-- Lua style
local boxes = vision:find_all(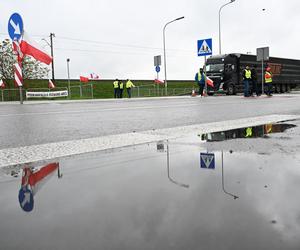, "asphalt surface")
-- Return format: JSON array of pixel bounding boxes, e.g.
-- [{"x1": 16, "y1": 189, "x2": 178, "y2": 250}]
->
[{"x1": 0, "y1": 94, "x2": 300, "y2": 149}]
